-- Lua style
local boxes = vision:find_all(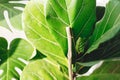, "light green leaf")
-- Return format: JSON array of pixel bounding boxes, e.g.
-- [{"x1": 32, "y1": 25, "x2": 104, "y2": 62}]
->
[
  {"x1": 0, "y1": 0, "x2": 27, "y2": 30},
  {"x1": 20, "y1": 58, "x2": 68, "y2": 80},
  {"x1": 0, "y1": 37, "x2": 34, "y2": 80},
  {"x1": 87, "y1": 0, "x2": 120, "y2": 53},
  {"x1": 76, "y1": 60, "x2": 120, "y2": 80},
  {"x1": 23, "y1": 0, "x2": 68, "y2": 66}
]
